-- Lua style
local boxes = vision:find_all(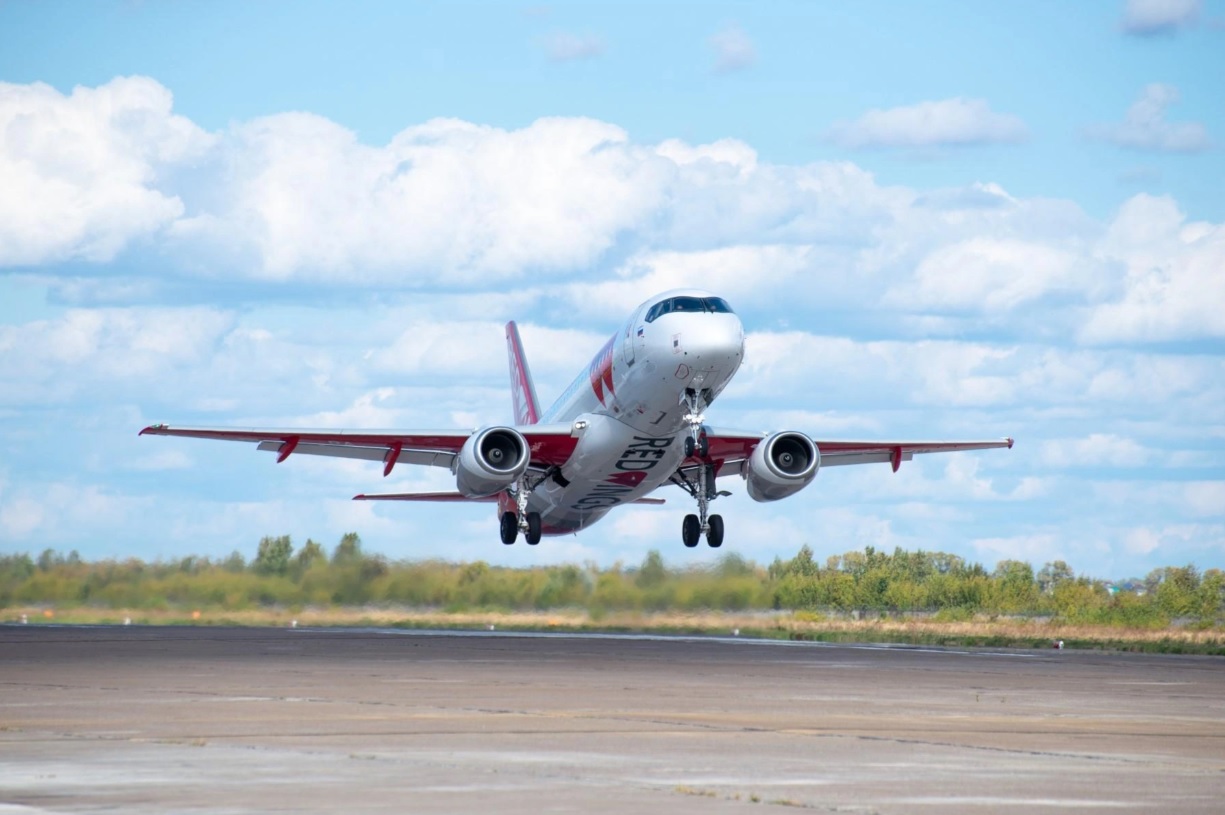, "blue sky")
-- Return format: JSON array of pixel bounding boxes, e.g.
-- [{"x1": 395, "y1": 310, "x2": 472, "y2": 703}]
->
[{"x1": 0, "y1": 0, "x2": 1222, "y2": 578}]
